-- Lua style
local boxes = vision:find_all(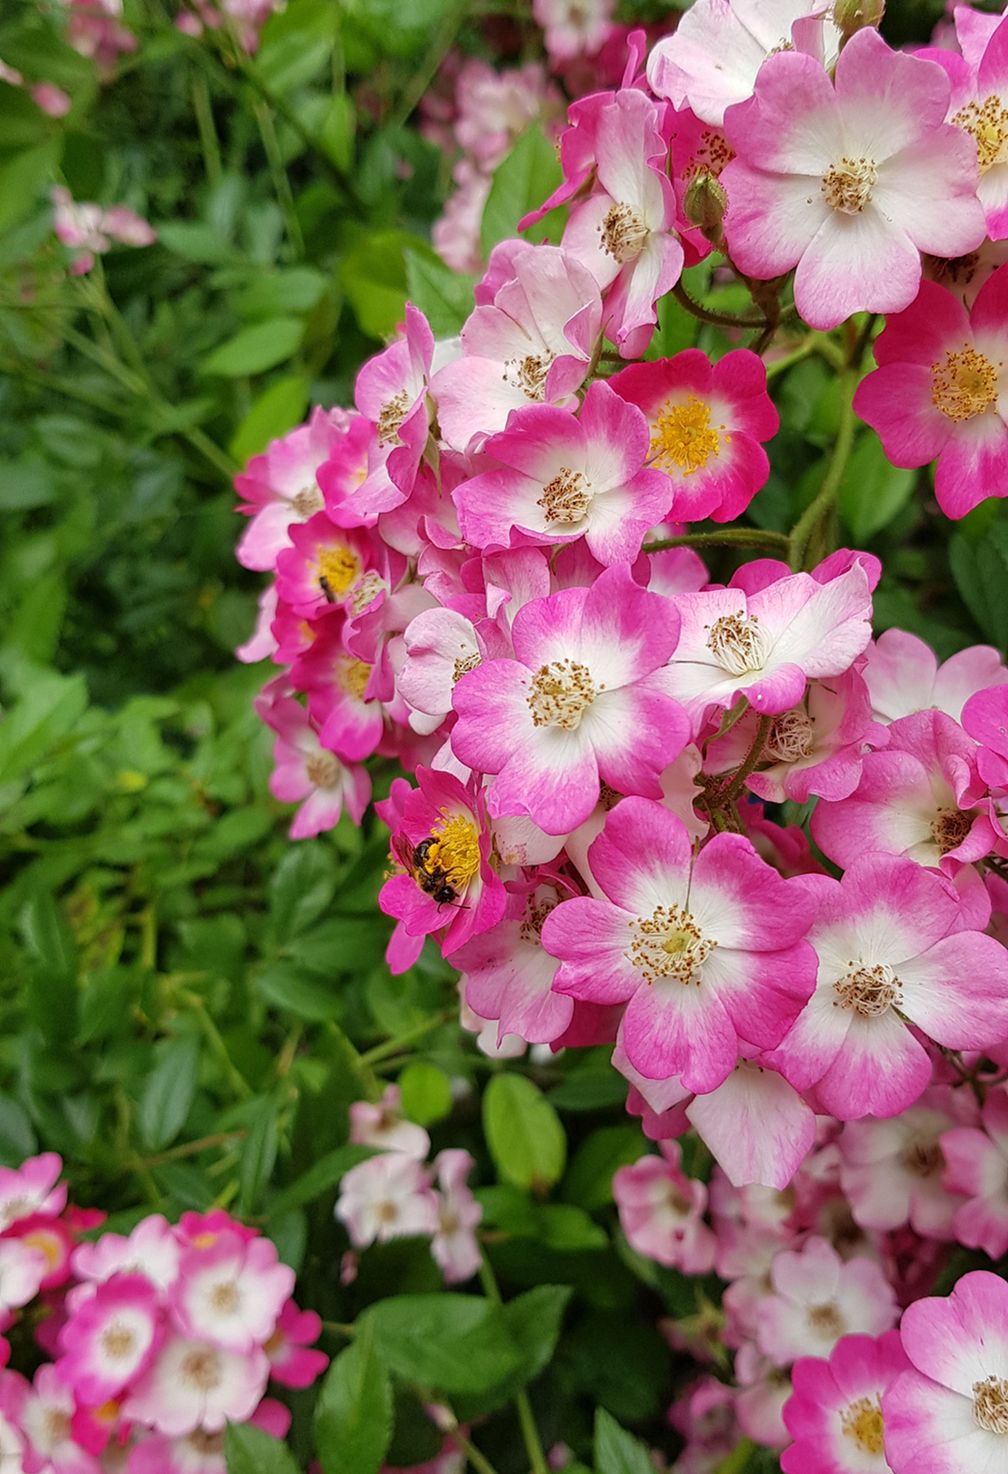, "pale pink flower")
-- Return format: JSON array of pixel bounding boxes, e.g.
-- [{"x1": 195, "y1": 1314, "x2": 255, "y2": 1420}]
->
[
  {"x1": 31, "y1": 84, "x2": 71, "y2": 117},
  {"x1": 349, "y1": 1085, "x2": 430, "y2": 1159},
  {"x1": 20, "y1": 1363, "x2": 100, "y2": 1474},
  {"x1": 769, "y1": 855, "x2": 1008, "y2": 1120},
  {"x1": 450, "y1": 566, "x2": 689, "y2": 836},
  {"x1": 721, "y1": 29, "x2": 986, "y2": 330},
  {"x1": 71, "y1": 1214, "x2": 179, "y2": 1294},
  {"x1": 543, "y1": 798, "x2": 816, "y2": 1092},
  {"x1": 781, "y1": 1330, "x2": 910, "y2": 1474},
  {"x1": 667, "y1": 1376, "x2": 739, "y2": 1474},
  {"x1": 171, "y1": 1233, "x2": 294, "y2": 1353},
  {"x1": 456, "y1": 878, "x2": 573, "y2": 1047},
  {"x1": 533, "y1": 0, "x2": 615, "y2": 62},
  {"x1": 734, "y1": 1344, "x2": 791, "y2": 1449},
  {"x1": 853, "y1": 267, "x2": 1008, "y2": 519},
  {"x1": 235, "y1": 409, "x2": 349, "y2": 572},
  {"x1": 757, "y1": 1237, "x2": 898, "y2": 1368},
  {"x1": 922, "y1": 10, "x2": 1008, "y2": 239},
  {"x1": 863, "y1": 627, "x2": 1008, "y2": 725},
  {"x1": 942, "y1": 1086, "x2": 1008, "y2": 1258},
  {"x1": 0, "y1": 1238, "x2": 47, "y2": 1321},
  {"x1": 963, "y1": 682, "x2": 1008, "y2": 791},
  {"x1": 430, "y1": 1150, "x2": 482, "y2": 1284},
  {"x1": 262, "y1": 695, "x2": 370, "y2": 840},
  {"x1": 335, "y1": 1153, "x2": 439, "y2": 1250},
  {"x1": 235, "y1": 584, "x2": 278, "y2": 665},
  {"x1": 352, "y1": 305, "x2": 435, "y2": 517},
  {"x1": 684, "y1": 1058, "x2": 817, "y2": 1192},
  {"x1": 884, "y1": 1270, "x2": 1008, "y2": 1474},
  {"x1": 613, "y1": 1141, "x2": 716, "y2": 1273},
  {"x1": 123, "y1": 1333, "x2": 269, "y2": 1436}
]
